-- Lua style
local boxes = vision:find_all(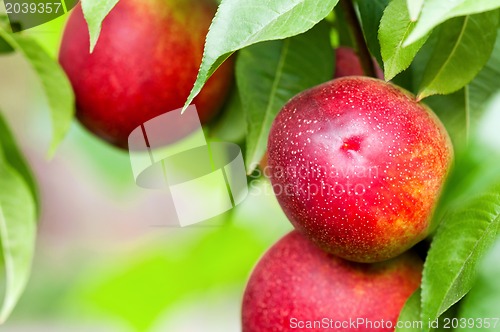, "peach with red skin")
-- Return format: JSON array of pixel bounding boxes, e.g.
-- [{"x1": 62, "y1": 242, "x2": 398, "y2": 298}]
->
[
  {"x1": 59, "y1": 0, "x2": 233, "y2": 149},
  {"x1": 335, "y1": 46, "x2": 384, "y2": 79},
  {"x1": 267, "y1": 77, "x2": 453, "y2": 263},
  {"x1": 242, "y1": 231, "x2": 422, "y2": 332}
]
